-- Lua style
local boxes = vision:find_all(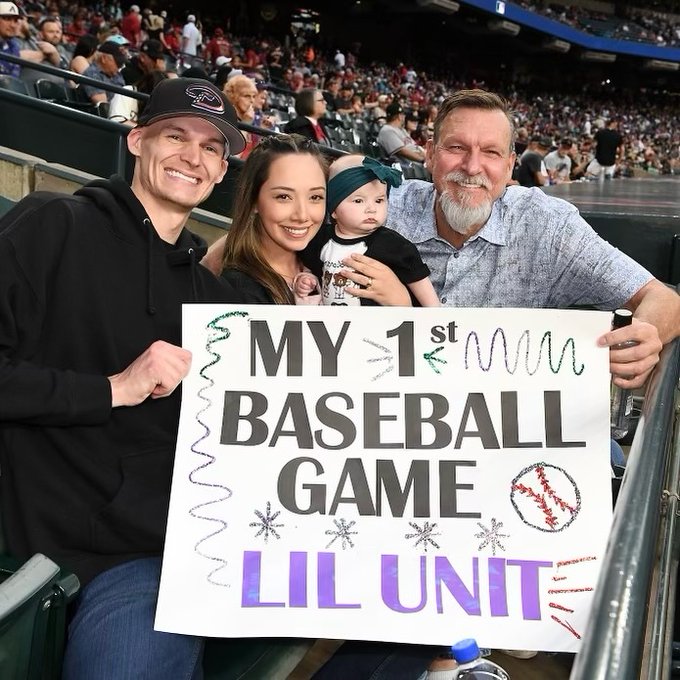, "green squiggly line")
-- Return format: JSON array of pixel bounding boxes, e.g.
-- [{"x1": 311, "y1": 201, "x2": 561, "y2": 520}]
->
[{"x1": 189, "y1": 310, "x2": 249, "y2": 587}]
